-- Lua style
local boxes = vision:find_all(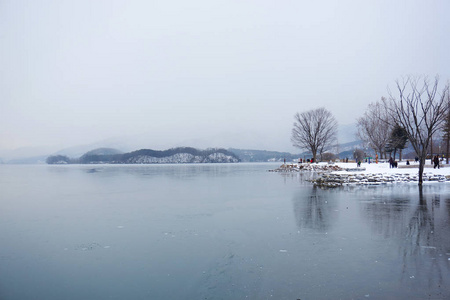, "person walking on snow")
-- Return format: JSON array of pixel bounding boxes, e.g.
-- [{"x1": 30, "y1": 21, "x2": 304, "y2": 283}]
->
[{"x1": 434, "y1": 155, "x2": 440, "y2": 169}]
